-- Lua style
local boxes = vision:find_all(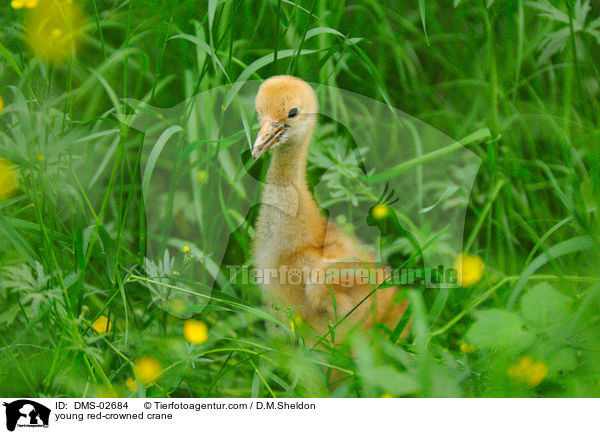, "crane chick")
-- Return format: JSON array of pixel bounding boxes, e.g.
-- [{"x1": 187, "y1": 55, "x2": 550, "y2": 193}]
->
[{"x1": 251, "y1": 75, "x2": 408, "y2": 343}]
